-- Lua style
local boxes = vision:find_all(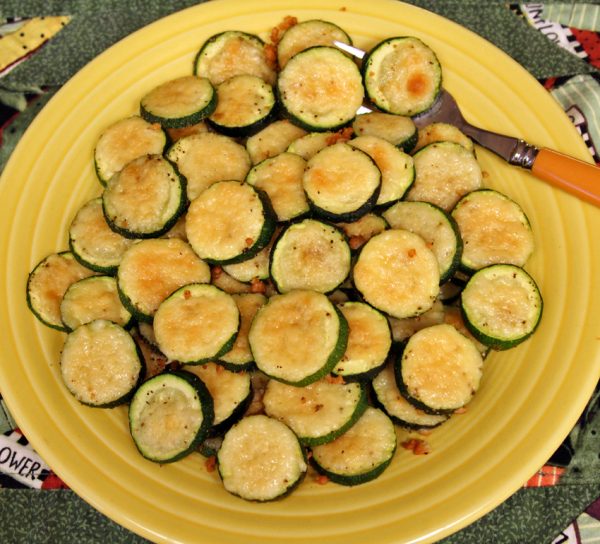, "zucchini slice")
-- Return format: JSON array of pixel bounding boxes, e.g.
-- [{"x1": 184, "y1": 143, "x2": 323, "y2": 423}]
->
[
  {"x1": 69, "y1": 197, "x2": 135, "y2": 274},
  {"x1": 406, "y1": 141, "x2": 482, "y2": 211},
  {"x1": 382, "y1": 200, "x2": 462, "y2": 283},
  {"x1": 94, "y1": 115, "x2": 166, "y2": 186},
  {"x1": 208, "y1": 75, "x2": 276, "y2": 137},
  {"x1": 166, "y1": 132, "x2": 251, "y2": 201},
  {"x1": 60, "y1": 319, "x2": 143, "y2": 407},
  {"x1": 362, "y1": 36, "x2": 442, "y2": 116},
  {"x1": 184, "y1": 362, "x2": 252, "y2": 435},
  {"x1": 194, "y1": 30, "x2": 276, "y2": 86},
  {"x1": 26, "y1": 251, "x2": 96, "y2": 331},
  {"x1": 413, "y1": 122, "x2": 474, "y2": 153},
  {"x1": 166, "y1": 120, "x2": 210, "y2": 143},
  {"x1": 117, "y1": 238, "x2": 211, "y2": 322},
  {"x1": 287, "y1": 131, "x2": 334, "y2": 160},
  {"x1": 460, "y1": 264, "x2": 543, "y2": 350},
  {"x1": 210, "y1": 267, "x2": 253, "y2": 295},
  {"x1": 60, "y1": 275, "x2": 132, "y2": 331},
  {"x1": 153, "y1": 283, "x2": 239, "y2": 364},
  {"x1": 185, "y1": 181, "x2": 276, "y2": 265},
  {"x1": 443, "y1": 305, "x2": 489, "y2": 358},
  {"x1": 246, "y1": 119, "x2": 307, "y2": 165},
  {"x1": 387, "y1": 297, "x2": 445, "y2": 343},
  {"x1": 353, "y1": 230, "x2": 440, "y2": 319},
  {"x1": 335, "y1": 213, "x2": 388, "y2": 251},
  {"x1": 352, "y1": 112, "x2": 417, "y2": 153},
  {"x1": 269, "y1": 219, "x2": 351, "y2": 294},
  {"x1": 140, "y1": 75, "x2": 216, "y2": 129},
  {"x1": 348, "y1": 135, "x2": 414, "y2": 208},
  {"x1": 277, "y1": 46, "x2": 364, "y2": 132},
  {"x1": 311, "y1": 406, "x2": 396, "y2": 486},
  {"x1": 451, "y1": 189, "x2": 534, "y2": 273},
  {"x1": 222, "y1": 234, "x2": 273, "y2": 284},
  {"x1": 276, "y1": 19, "x2": 352, "y2": 69},
  {"x1": 245, "y1": 152, "x2": 309, "y2": 222},
  {"x1": 129, "y1": 370, "x2": 214, "y2": 463},
  {"x1": 395, "y1": 323, "x2": 484, "y2": 414},
  {"x1": 248, "y1": 290, "x2": 348, "y2": 386},
  {"x1": 217, "y1": 414, "x2": 307, "y2": 502},
  {"x1": 371, "y1": 362, "x2": 449, "y2": 429},
  {"x1": 263, "y1": 378, "x2": 367, "y2": 446},
  {"x1": 102, "y1": 154, "x2": 187, "y2": 239},
  {"x1": 303, "y1": 143, "x2": 381, "y2": 222},
  {"x1": 333, "y1": 302, "x2": 392, "y2": 380},
  {"x1": 219, "y1": 293, "x2": 267, "y2": 371}
]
